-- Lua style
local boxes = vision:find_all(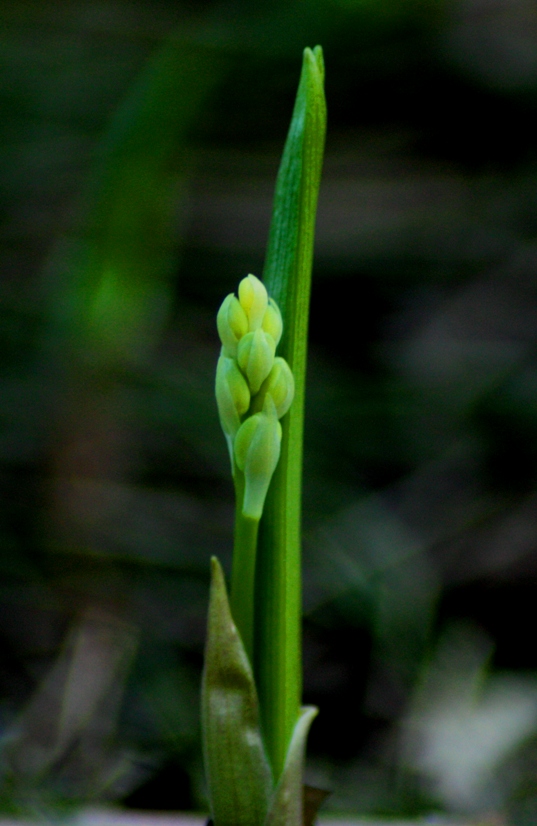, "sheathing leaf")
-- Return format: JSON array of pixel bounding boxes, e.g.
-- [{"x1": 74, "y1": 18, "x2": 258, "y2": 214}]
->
[
  {"x1": 202, "y1": 558, "x2": 273, "y2": 826},
  {"x1": 264, "y1": 706, "x2": 318, "y2": 826}
]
